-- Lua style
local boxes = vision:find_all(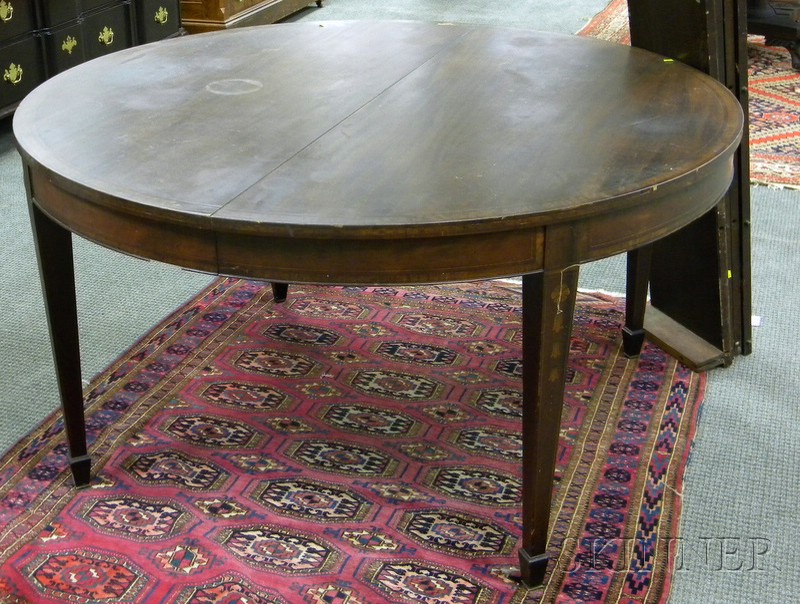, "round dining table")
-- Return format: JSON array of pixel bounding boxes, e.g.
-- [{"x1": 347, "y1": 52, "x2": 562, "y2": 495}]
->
[{"x1": 12, "y1": 20, "x2": 742, "y2": 586}]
